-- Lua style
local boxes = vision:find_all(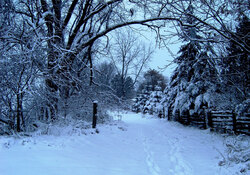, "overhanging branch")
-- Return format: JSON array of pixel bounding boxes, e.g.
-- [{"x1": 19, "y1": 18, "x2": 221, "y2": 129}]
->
[{"x1": 82, "y1": 17, "x2": 195, "y2": 48}]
